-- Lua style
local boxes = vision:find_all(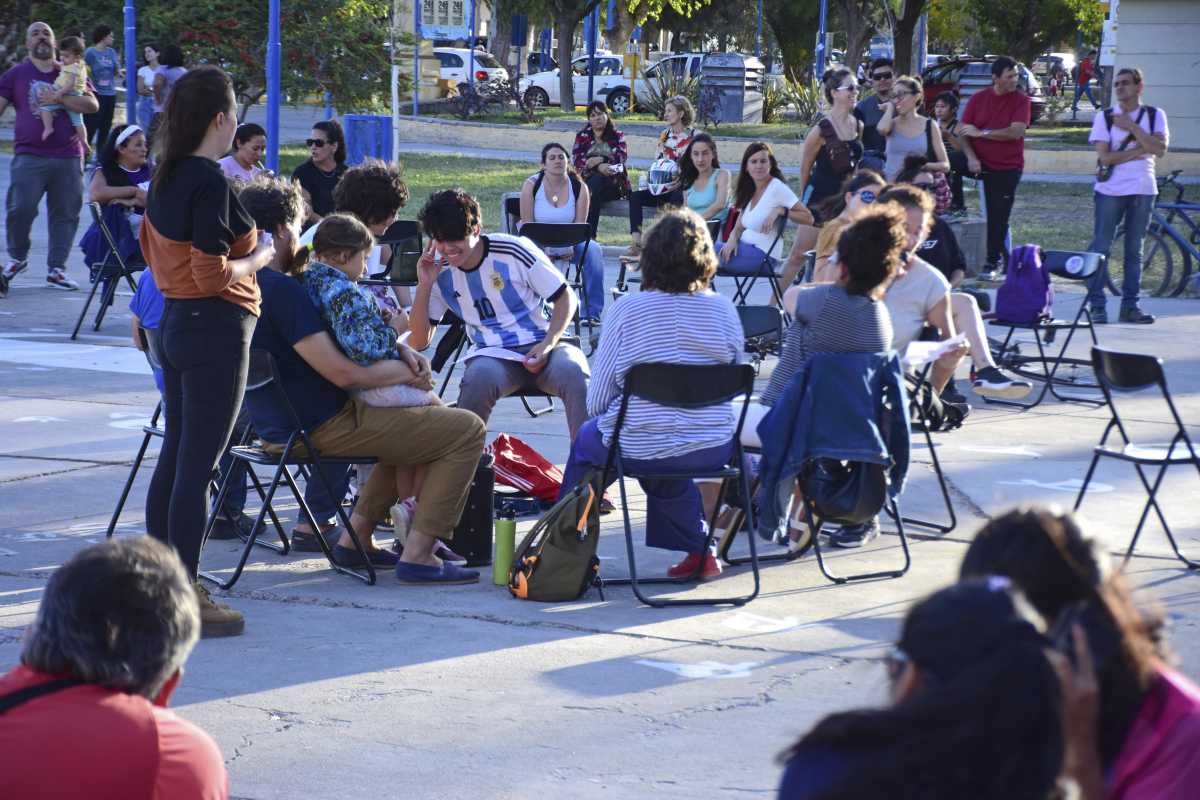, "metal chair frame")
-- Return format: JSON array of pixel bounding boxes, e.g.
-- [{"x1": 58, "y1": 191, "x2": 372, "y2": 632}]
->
[
  {"x1": 73, "y1": 202, "x2": 146, "y2": 339},
  {"x1": 717, "y1": 215, "x2": 789, "y2": 309},
  {"x1": 601, "y1": 363, "x2": 761, "y2": 607},
  {"x1": 358, "y1": 219, "x2": 422, "y2": 288},
  {"x1": 1074, "y1": 347, "x2": 1200, "y2": 568}
]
